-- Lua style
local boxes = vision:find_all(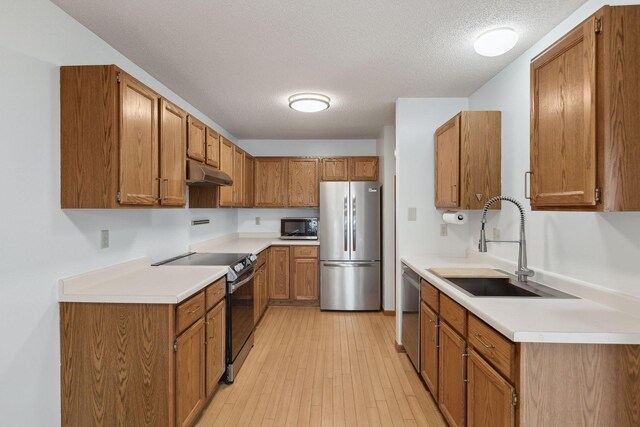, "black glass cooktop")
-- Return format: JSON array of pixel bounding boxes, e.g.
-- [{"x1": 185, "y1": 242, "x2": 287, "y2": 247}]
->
[{"x1": 153, "y1": 252, "x2": 250, "y2": 267}]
